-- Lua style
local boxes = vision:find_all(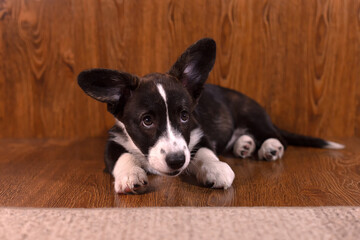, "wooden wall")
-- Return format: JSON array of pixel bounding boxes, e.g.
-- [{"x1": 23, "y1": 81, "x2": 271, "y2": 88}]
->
[{"x1": 0, "y1": 0, "x2": 359, "y2": 138}]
